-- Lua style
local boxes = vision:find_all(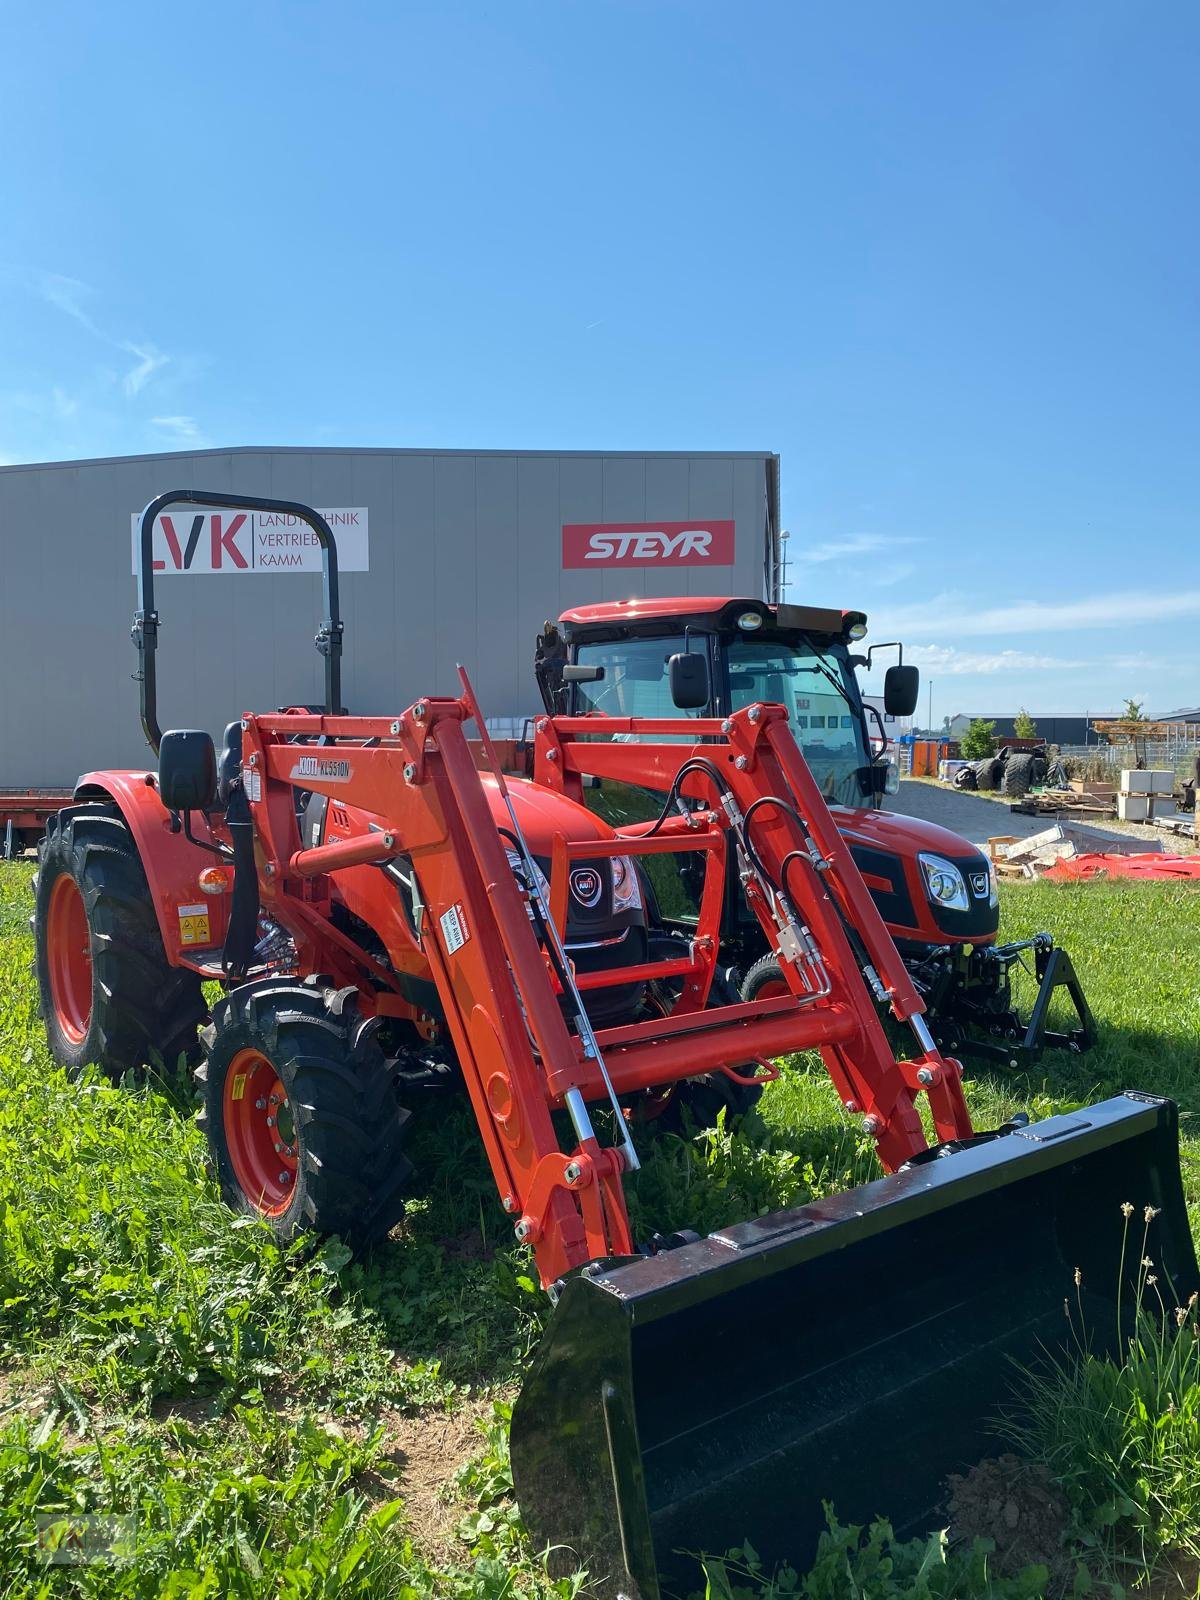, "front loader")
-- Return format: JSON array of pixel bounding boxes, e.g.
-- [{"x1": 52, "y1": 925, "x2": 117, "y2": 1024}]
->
[{"x1": 34, "y1": 493, "x2": 1196, "y2": 1599}]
